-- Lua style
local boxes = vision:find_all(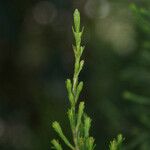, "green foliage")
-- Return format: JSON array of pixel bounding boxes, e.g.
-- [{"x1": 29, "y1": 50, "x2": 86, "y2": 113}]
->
[
  {"x1": 51, "y1": 9, "x2": 124, "y2": 150},
  {"x1": 51, "y1": 9, "x2": 95, "y2": 150},
  {"x1": 51, "y1": 140, "x2": 63, "y2": 150},
  {"x1": 124, "y1": 91, "x2": 150, "y2": 105},
  {"x1": 52, "y1": 121, "x2": 74, "y2": 149},
  {"x1": 109, "y1": 134, "x2": 124, "y2": 150},
  {"x1": 122, "y1": 2, "x2": 150, "y2": 150}
]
